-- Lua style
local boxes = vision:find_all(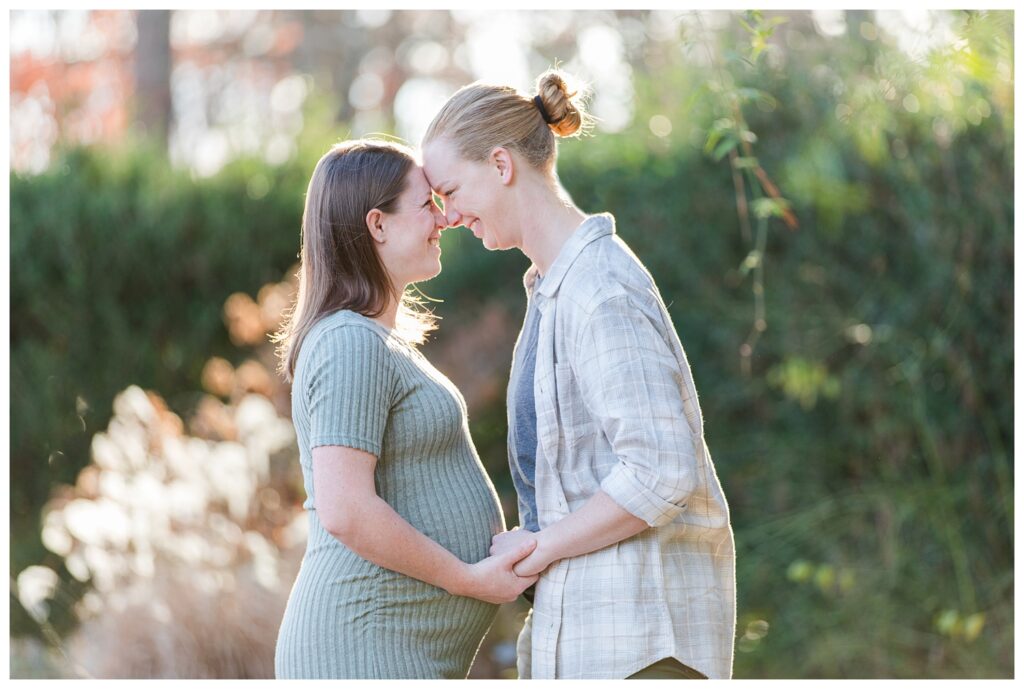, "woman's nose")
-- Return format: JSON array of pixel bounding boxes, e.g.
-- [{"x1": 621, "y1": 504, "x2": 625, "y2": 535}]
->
[{"x1": 444, "y1": 205, "x2": 462, "y2": 227}]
